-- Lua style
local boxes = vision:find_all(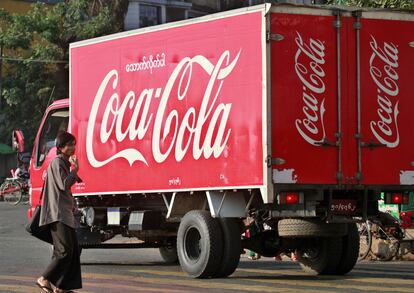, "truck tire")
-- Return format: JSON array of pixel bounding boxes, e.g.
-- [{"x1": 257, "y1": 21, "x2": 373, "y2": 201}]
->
[
  {"x1": 297, "y1": 236, "x2": 343, "y2": 275},
  {"x1": 177, "y1": 210, "x2": 223, "y2": 278},
  {"x1": 214, "y1": 218, "x2": 241, "y2": 278},
  {"x1": 334, "y1": 223, "x2": 359, "y2": 275},
  {"x1": 159, "y1": 239, "x2": 179, "y2": 264},
  {"x1": 278, "y1": 219, "x2": 347, "y2": 237}
]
